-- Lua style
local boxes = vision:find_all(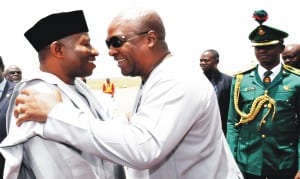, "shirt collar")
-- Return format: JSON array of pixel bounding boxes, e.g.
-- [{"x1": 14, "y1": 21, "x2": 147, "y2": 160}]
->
[{"x1": 258, "y1": 63, "x2": 281, "y2": 81}]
